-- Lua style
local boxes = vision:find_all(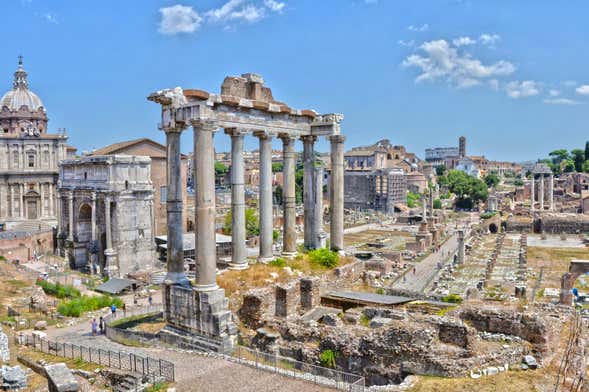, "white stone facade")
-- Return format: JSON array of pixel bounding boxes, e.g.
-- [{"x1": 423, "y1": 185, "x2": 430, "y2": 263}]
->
[
  {"x1": 0, "y1": 58, "x2": 69, "y2": 230},
  {"x1": 58, "y1": 155, "x2": 155, "y2": 277}
]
